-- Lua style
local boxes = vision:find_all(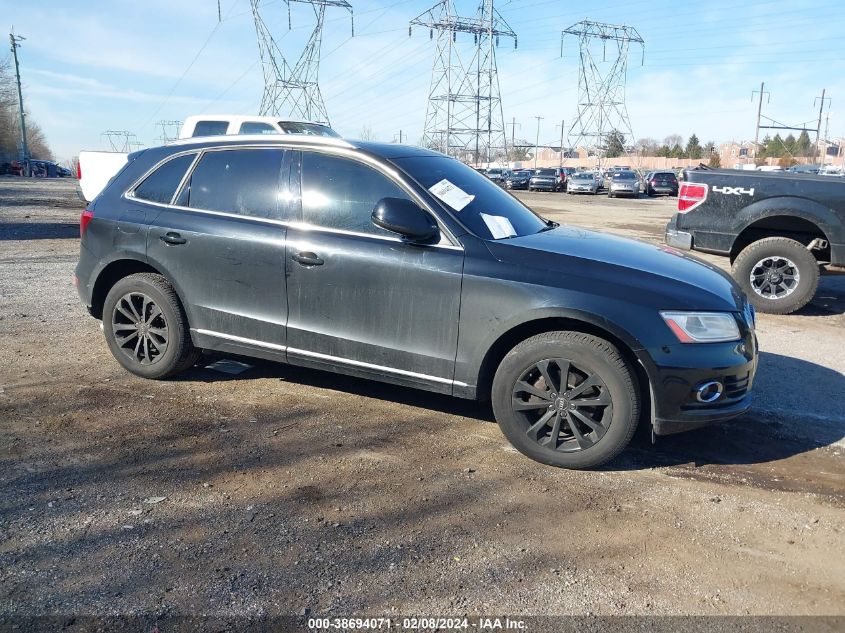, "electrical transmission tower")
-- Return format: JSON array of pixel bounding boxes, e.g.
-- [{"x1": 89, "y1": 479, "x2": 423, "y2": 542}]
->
[
  {"x1": 410, "y1": 1, "x2": 516, "y2": 165},
  {"x1": 250, "y1": 0, "x2": 353, "y2": 126},
  {"x1": 101, "y1": 130, "x2": 140, "y2": 153},
  {"x1": 561, "y1": 21, "x2": 643, "y2": 163},
  {"x1": 157, "y1": 120, "x2": 182, "y2": 144}
]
